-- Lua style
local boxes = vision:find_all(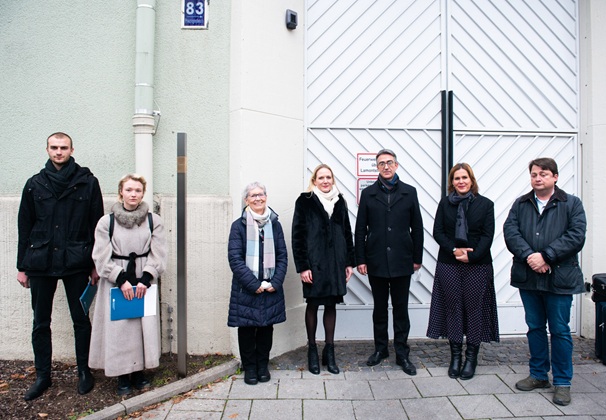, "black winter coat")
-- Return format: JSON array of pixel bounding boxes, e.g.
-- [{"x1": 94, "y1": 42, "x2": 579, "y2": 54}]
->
[
  {"x1": 503, "y1": 186, "x2": 586, "y2": 294},
  {"x1": 17, "y1": 162, "x2": 104, "y2": 277},
  {"x1": 433, "y1": 194, "x2": 494, "y2": 265},
  {"x1": 292, "y1": 193, "x2": 355, "y2": 298},
  {"x1": 227, "y1": 209, "x2": 288, "y2": 327},
  {"x1": 354, "y1": 180, "x2": 424, "y2": 277}
]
